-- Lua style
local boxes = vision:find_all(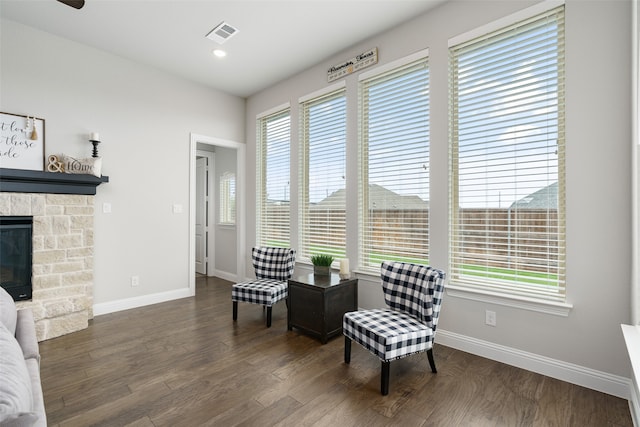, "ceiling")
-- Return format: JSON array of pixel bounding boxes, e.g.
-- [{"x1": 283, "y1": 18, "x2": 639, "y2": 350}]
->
[{"x1": 0, "y1": 0, "x2": 446, "y2": 98}]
